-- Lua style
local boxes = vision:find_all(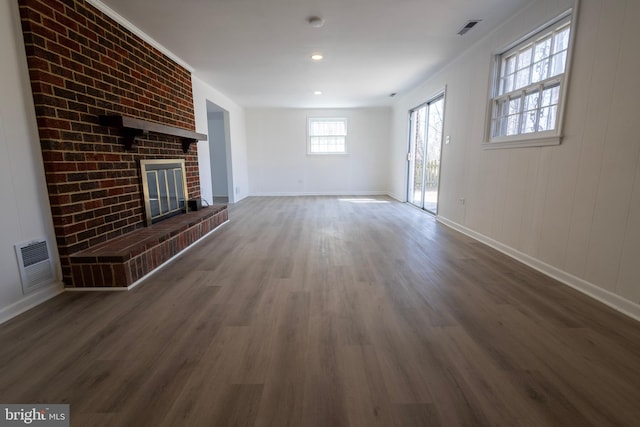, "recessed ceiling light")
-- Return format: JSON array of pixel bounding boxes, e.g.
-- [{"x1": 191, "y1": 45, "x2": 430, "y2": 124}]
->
[
  {"x1": 313, "y1": 90, "x2": 323, "y2": 95},
  {"x1": 311, "y1": 54, "x2": 323, "y2": 61}
]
